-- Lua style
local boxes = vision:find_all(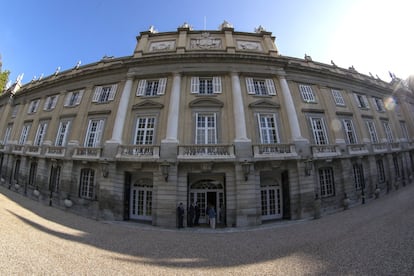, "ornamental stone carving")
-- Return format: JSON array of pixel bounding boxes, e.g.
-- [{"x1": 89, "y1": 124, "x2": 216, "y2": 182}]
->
[
  {"x1": 190, "y1": 32, "x2": 222, "y2": 49},
  {"x1": 237, "y1": 40, "x2": 262, "y2": 51},
  {"x1": 149, "y1": 41, "x2": 175, "y2": 52}
]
